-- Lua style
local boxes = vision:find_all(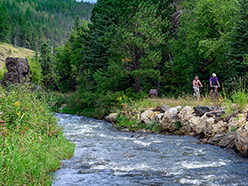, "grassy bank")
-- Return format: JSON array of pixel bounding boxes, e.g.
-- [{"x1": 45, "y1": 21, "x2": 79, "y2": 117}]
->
[{"x1": 0, "y1": 84, "x2": 74, "y2": 185}]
